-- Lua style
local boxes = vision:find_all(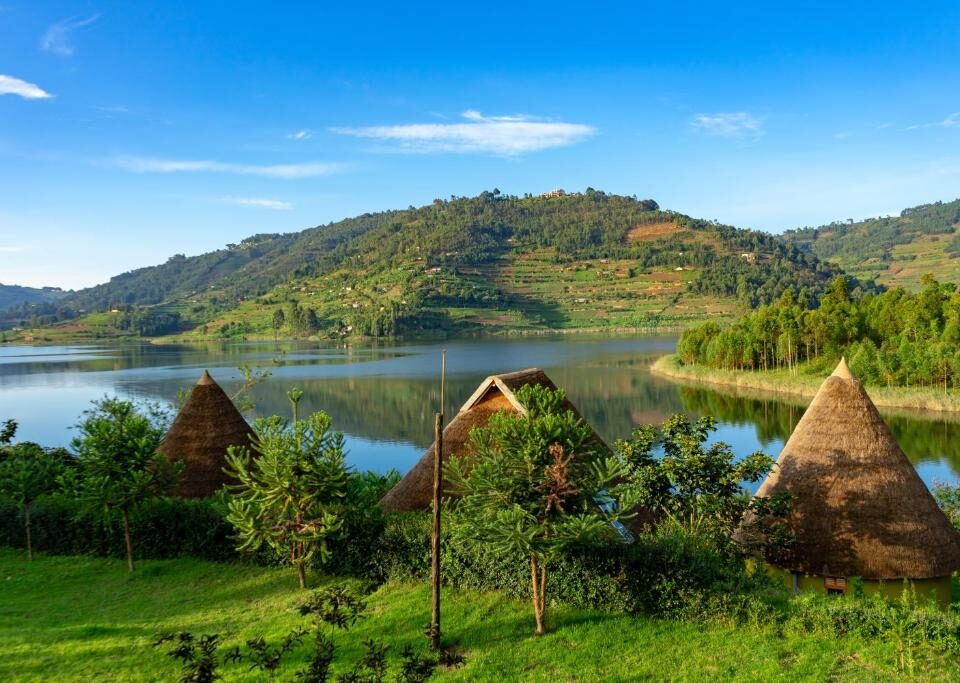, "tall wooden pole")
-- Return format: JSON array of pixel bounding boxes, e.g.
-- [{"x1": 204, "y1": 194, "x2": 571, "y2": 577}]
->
[{"x1": 430, "y1": 350, "x2": 445, "y2": 650}]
